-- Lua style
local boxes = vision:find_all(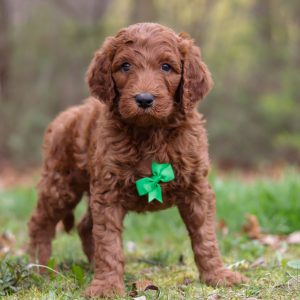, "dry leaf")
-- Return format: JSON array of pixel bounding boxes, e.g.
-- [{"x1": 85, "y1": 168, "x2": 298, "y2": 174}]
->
[
  {"x1": 250, "y1": 257, "x2": 266, "y2": 268},
  {"x1": 207, "y1": 293, "x2": 222, "y2": 300},
  {"x1": 242, "y1": 214, "x2": 261, "y2": 239},
  {"x1": 216, "y1": 219, "x2": 229, "y2": 235},
  {"x1": 133, "y1": 280, "x2": 154, "y2": 291},
  {"x1": 0, "y1": 231, "x2": 16, "y2": 256},
  {"x1": 259, "y1": 234, "x2": 281, "y2": 248},
  {"x1": 133, "y1": 297, "x2": 146, "y2": 300},
  {"x1": 228, "y1": 259, "x2": 249, "y2": 270},
  {"x1": 181, "y1": 277, "x2": 193, "y2": 285},
  {"x1": 287, "y1": 231, "x2": 300, "y2": 244},
  {"x1": 129, "y1": 280, "x2": 160, "y2": 298},
  {"x1": 242, "y1": 215, "x2": 286, "y2": 249},
  {"x1": 127, "y1": 241, "x2": 137, "y2": 252}
]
